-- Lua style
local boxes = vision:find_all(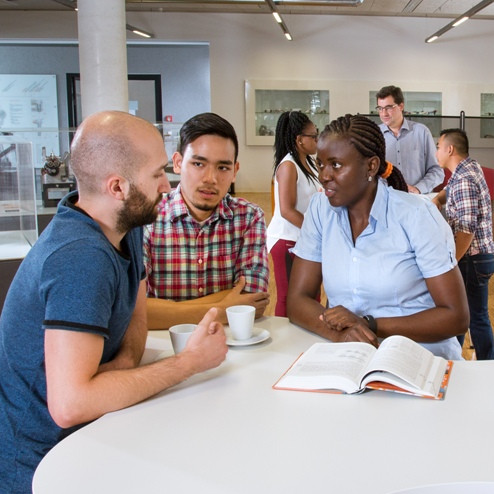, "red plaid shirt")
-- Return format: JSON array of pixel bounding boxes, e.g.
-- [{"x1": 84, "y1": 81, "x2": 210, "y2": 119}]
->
[{"x1": 144, "y1": 186, "x2": 269, "y2": 301}]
